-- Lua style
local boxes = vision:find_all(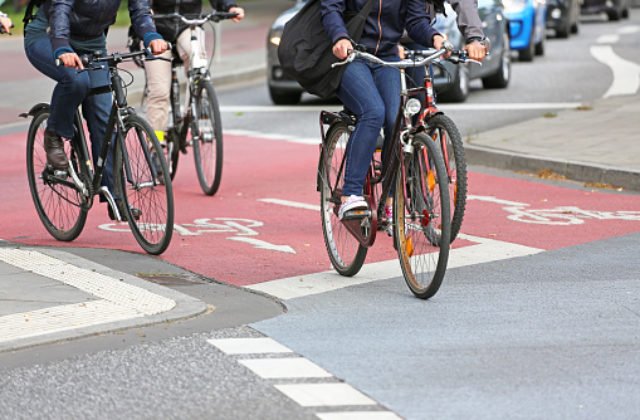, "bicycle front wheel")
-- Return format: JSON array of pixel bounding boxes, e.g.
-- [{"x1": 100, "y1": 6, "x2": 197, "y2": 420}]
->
[
  {"x1": 394, "y1": 133, "x2": 451, "y2": 299},
  {"x1": 319, "y1": 122, "x2": 367, "y2": 276},
  {"x1": 116, "y1": 114, "x2": 174, "y2": 255},
  {"x1": 26, "y1": 108, "x2": 88, "y2": 241},
  {"x1": 427, "y1": 114, "x2": 467, "y2": 243},
  {"x1": 191, "y1": 80, "x2": 223, "y2": 196}
]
